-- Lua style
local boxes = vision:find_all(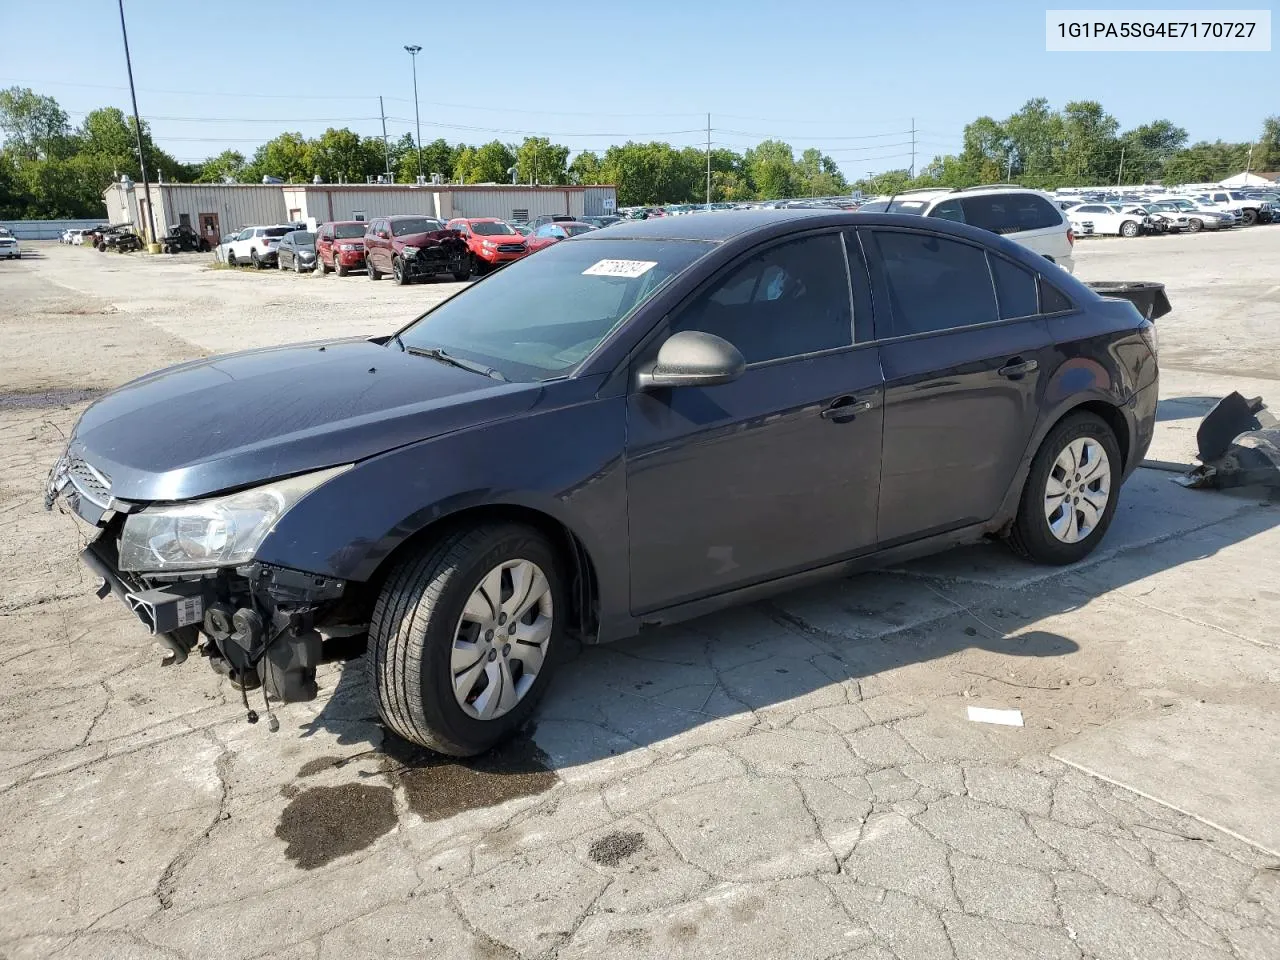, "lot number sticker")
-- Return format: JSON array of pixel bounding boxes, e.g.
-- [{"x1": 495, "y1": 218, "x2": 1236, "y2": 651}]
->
[{"x1": 582, "y1": 259, "x2": 657, "y2": 278}]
